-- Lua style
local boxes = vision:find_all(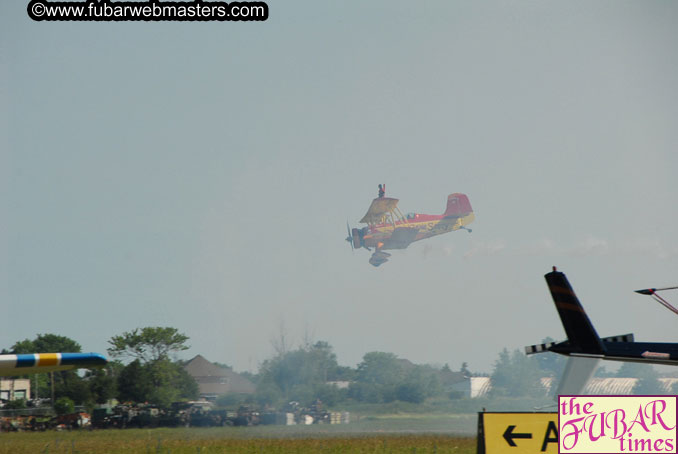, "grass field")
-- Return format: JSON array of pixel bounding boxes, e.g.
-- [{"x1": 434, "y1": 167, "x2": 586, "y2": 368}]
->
[{"x1": 0, "y1": 414, "x2": 478, "y2": 454}]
